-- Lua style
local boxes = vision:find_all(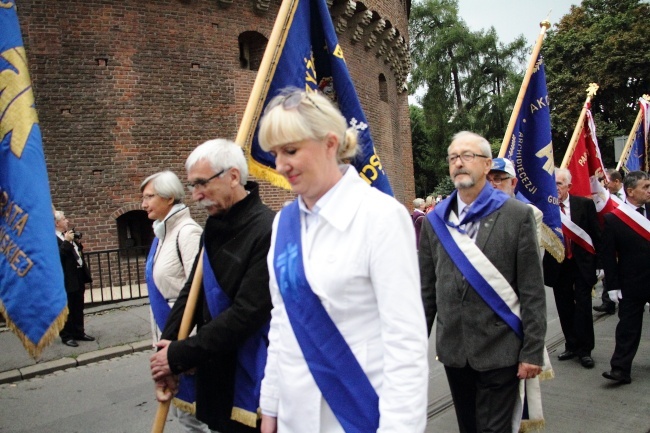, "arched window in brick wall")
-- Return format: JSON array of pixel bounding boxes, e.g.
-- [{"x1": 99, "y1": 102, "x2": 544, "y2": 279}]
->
[
  {"x1": 379, "y1": 73, "x2": 388, "y2": 102},
  {"x1": 239, "y1": 31, "x2": 268, "y2": 71},
  {"x1": 116, "y1": 210, "x2": 154, "y2": 253}
]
